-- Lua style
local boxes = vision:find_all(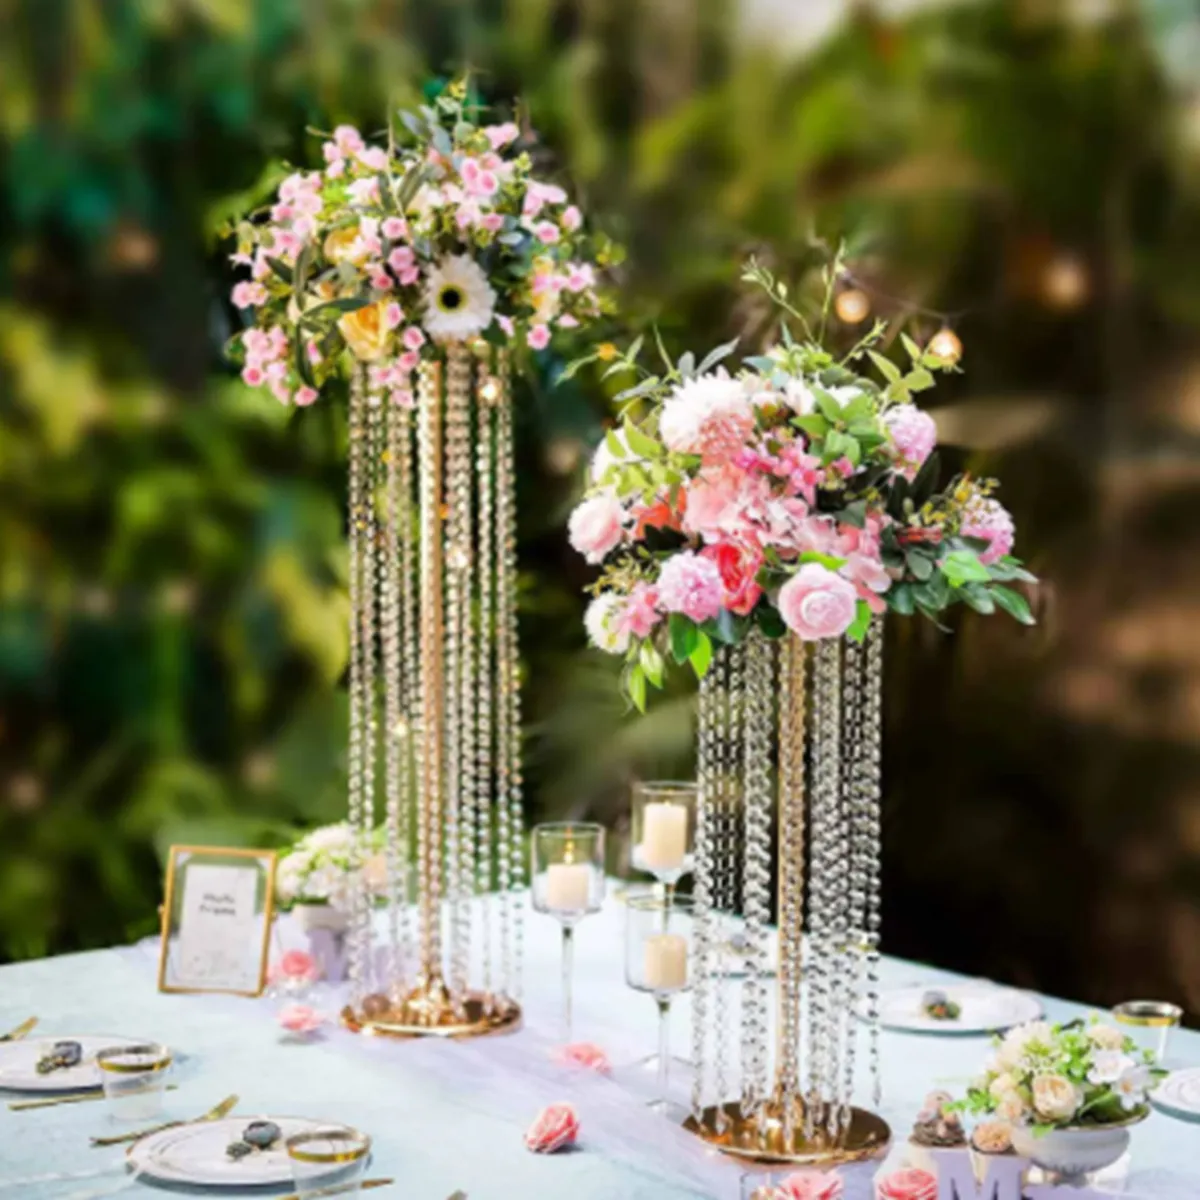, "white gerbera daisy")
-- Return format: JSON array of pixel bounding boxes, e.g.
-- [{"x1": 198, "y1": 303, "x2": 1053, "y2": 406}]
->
[{"x1": 422, "y1": 254, "x2": 496, "y2": 341}]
